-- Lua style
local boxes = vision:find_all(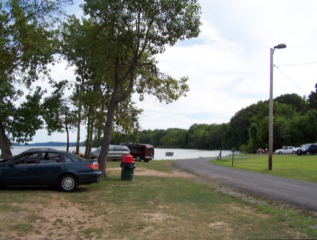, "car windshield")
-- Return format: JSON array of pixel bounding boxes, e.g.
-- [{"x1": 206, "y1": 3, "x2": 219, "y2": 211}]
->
[
  {"x1": 301, "y1": 144, "x2": 311, "y2": 149},
  {"x1": 0, "y1": 158, "x2": 11, "y2": 163}
]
